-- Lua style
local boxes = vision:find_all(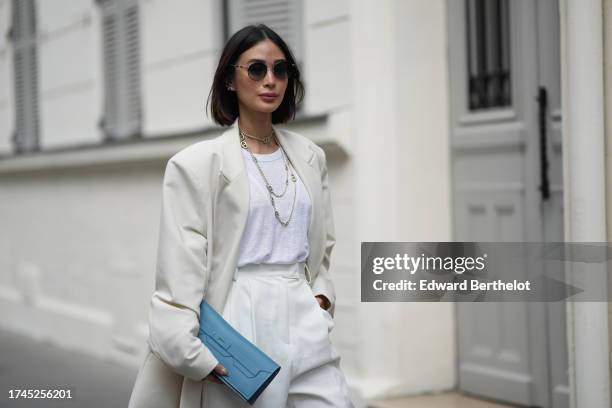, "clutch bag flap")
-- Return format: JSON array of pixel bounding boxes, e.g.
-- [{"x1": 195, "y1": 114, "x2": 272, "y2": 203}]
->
[{"x1": 198, "y1": 300, "x2": 281, "y2": 405}]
